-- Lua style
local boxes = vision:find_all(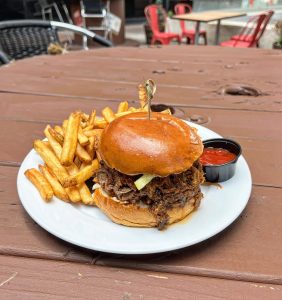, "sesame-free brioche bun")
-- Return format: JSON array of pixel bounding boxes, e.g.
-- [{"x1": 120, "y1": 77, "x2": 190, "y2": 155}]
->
[
  {"x1": 99, "y1": 112, "x2": 203, "y2": 177},
  {"x1": 93, "y1": 188, "x2": 197, "y2": 228}
]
